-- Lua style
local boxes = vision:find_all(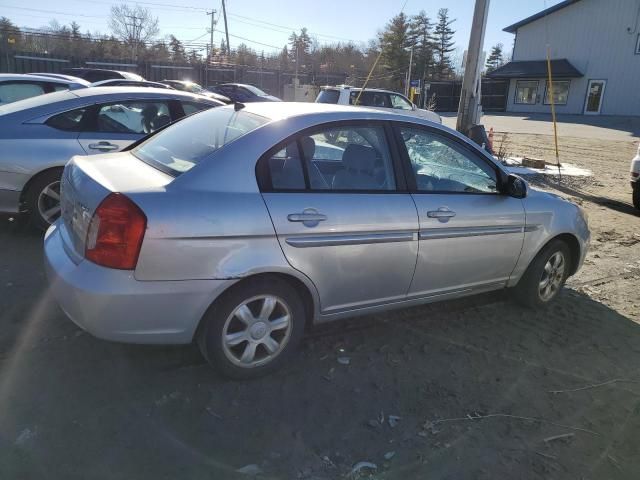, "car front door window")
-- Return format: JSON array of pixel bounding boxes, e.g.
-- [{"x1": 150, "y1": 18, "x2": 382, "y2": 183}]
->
[
  {"x1": 401, "y1": 127, "x2": 497, "y2": 193},
  {"x1": 390, "y1": 94, "x2": 414, "y2": 111}
]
